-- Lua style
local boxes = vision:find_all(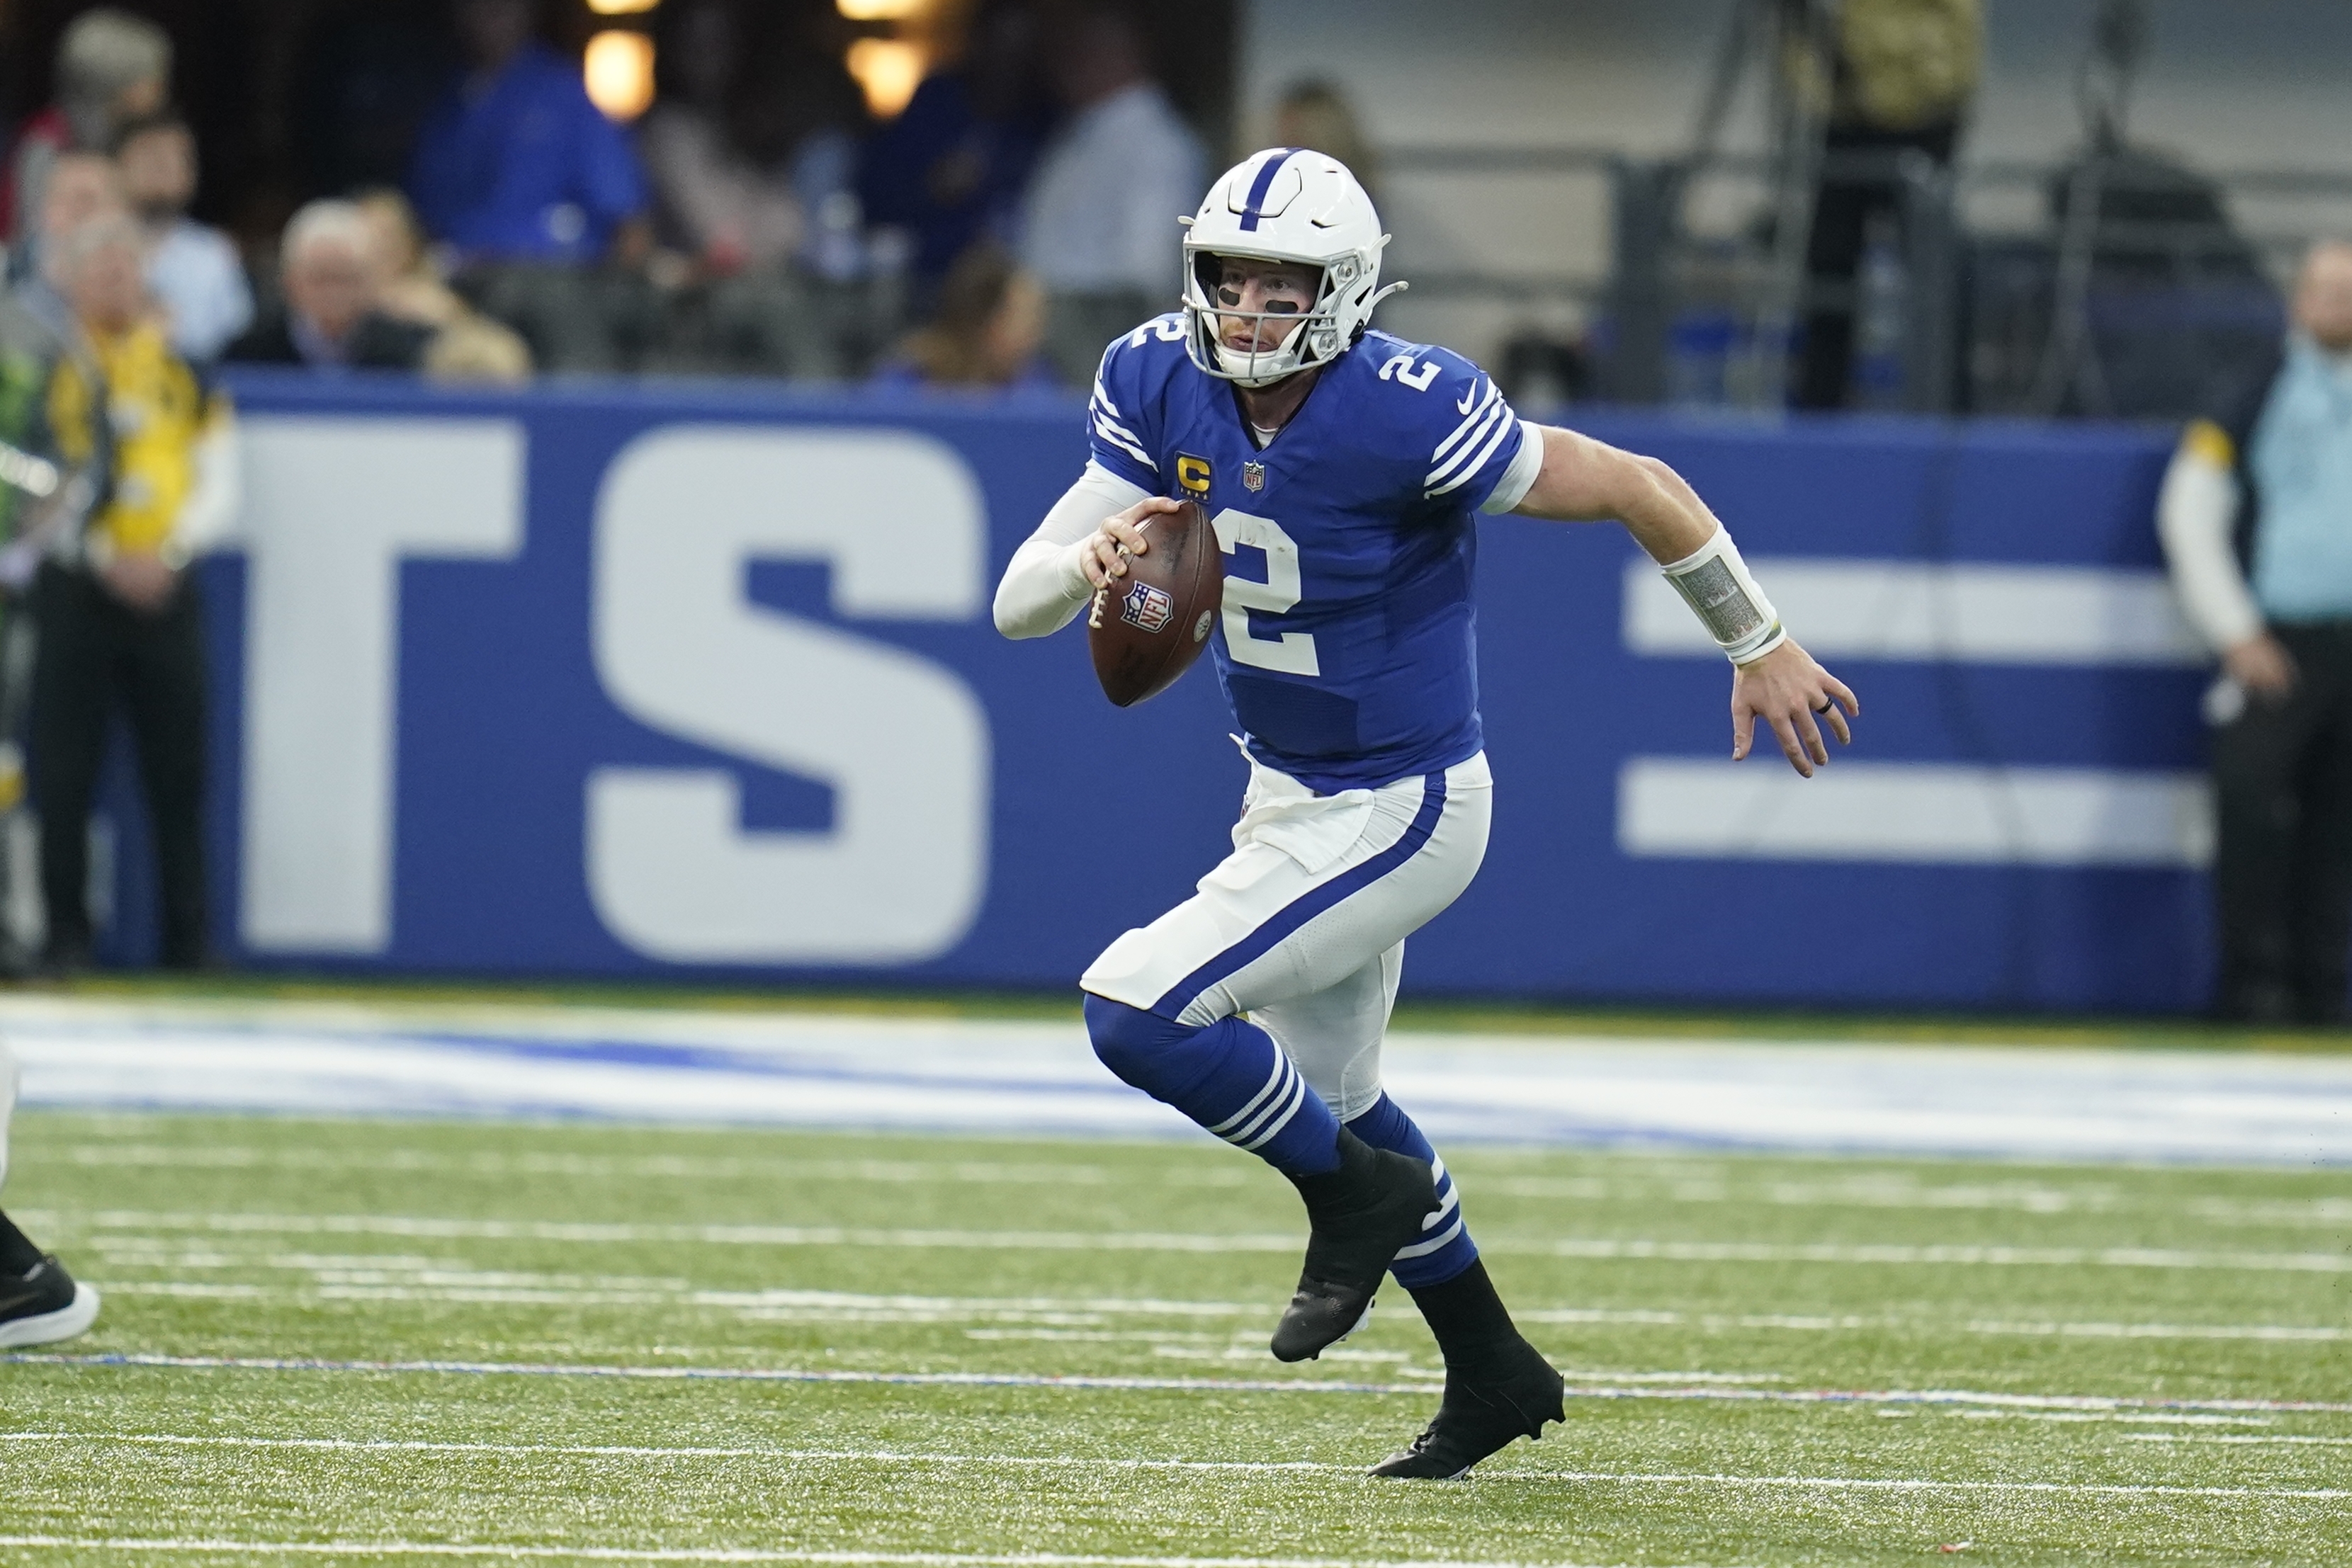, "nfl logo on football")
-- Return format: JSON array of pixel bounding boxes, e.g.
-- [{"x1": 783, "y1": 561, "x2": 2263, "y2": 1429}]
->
[{"x1": 1119, "y1": 580, "x2": 1176, "y2": 634}]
